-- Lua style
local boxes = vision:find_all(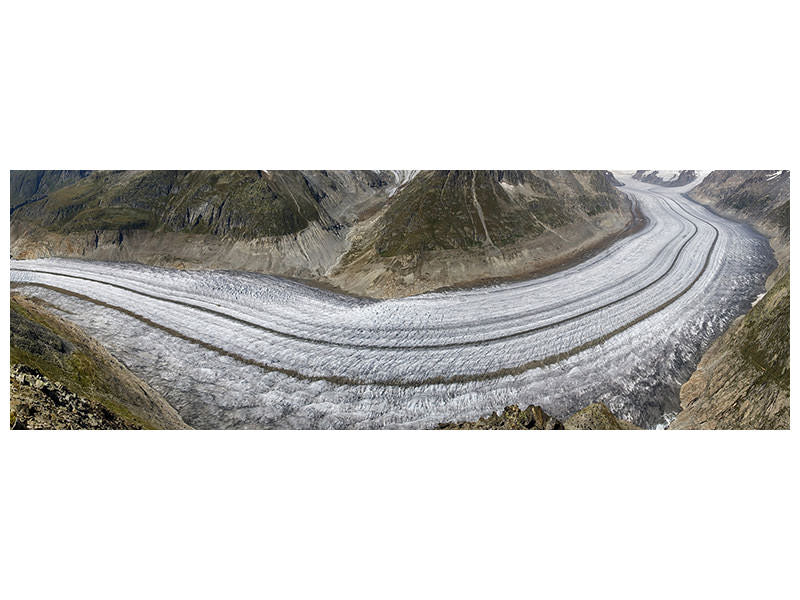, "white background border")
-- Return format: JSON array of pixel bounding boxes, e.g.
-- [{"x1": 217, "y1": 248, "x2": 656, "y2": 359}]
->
[{"x1": 2, "y1": 2, "x2": 798, "y2": 599}]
